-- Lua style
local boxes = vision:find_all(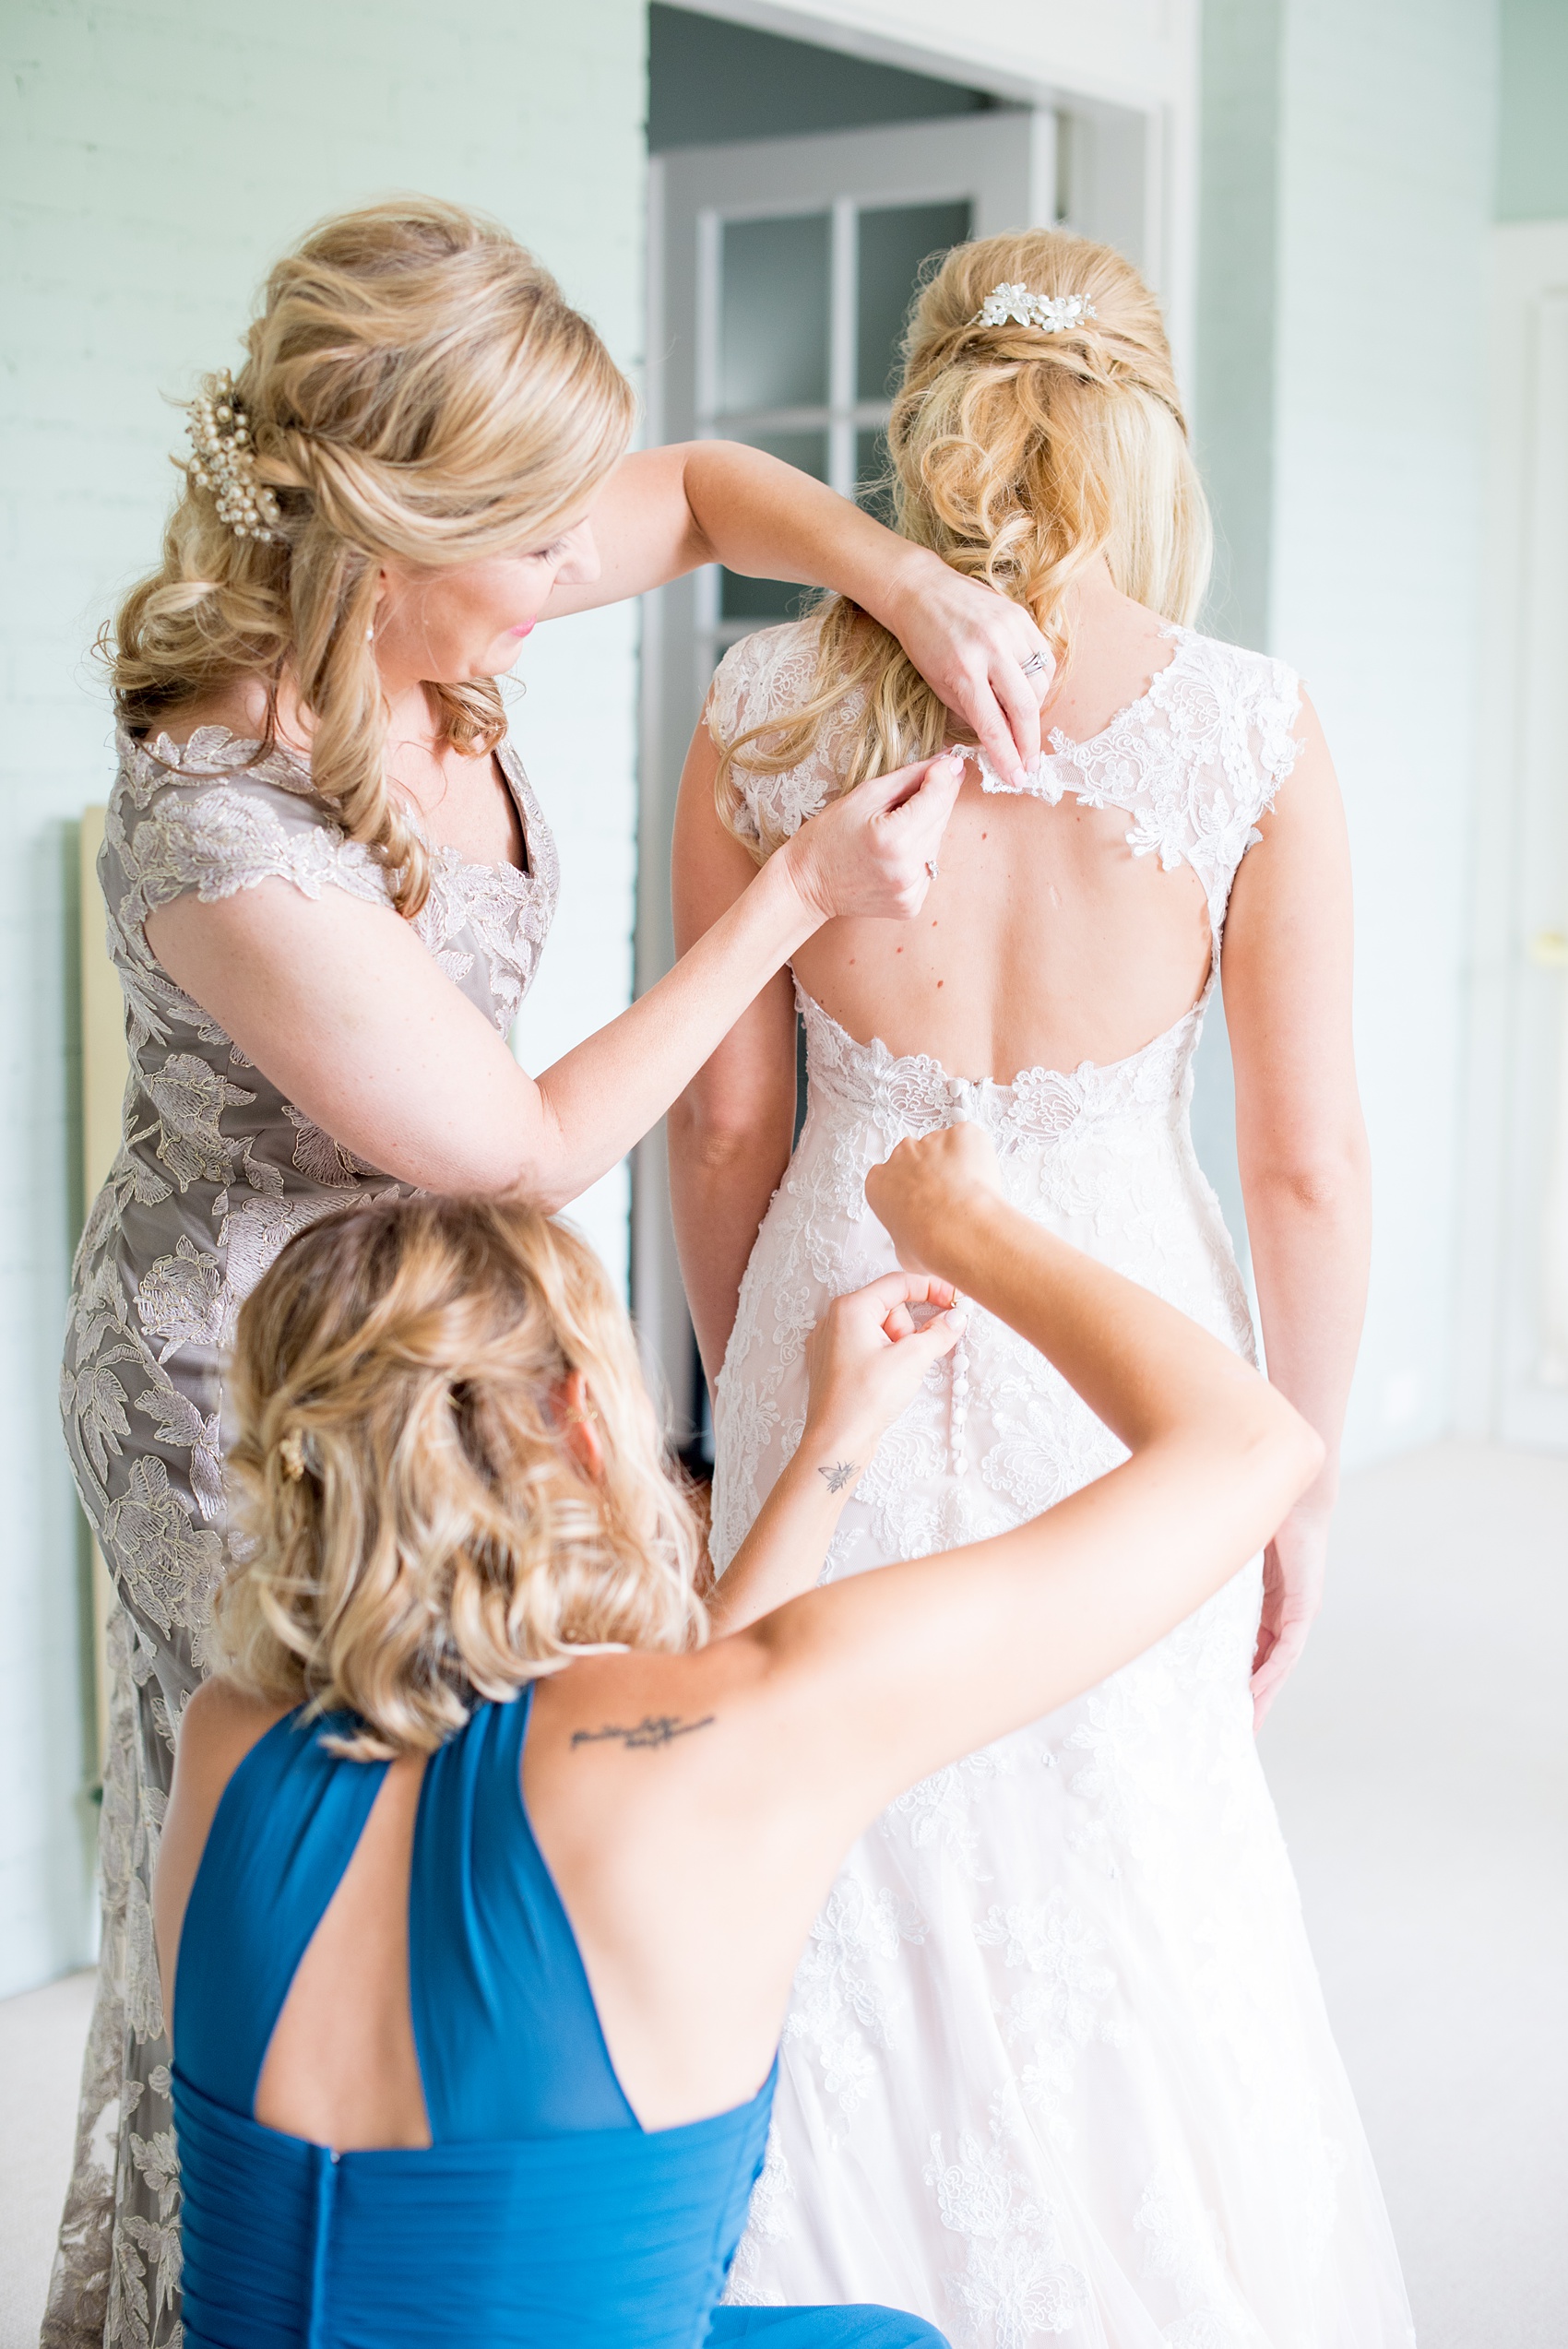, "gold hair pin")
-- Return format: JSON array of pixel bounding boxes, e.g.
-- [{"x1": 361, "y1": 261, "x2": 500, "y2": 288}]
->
[{"x1": 278, "y1": 1427, "x2": 307, "y2": 1482}]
